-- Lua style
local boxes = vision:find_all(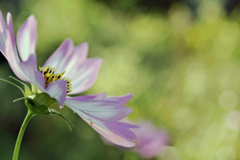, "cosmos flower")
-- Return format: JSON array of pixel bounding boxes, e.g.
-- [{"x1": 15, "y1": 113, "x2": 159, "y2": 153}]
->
[
  {"x1": 0, "y1": 11, "x2": 137, "y2": 147},
  {"x1": 102, "y1": 120, "x2": 169, "y2": 158},
  {"x1": 133, "y1": 121, "x2": 168, "y2": 159}
]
